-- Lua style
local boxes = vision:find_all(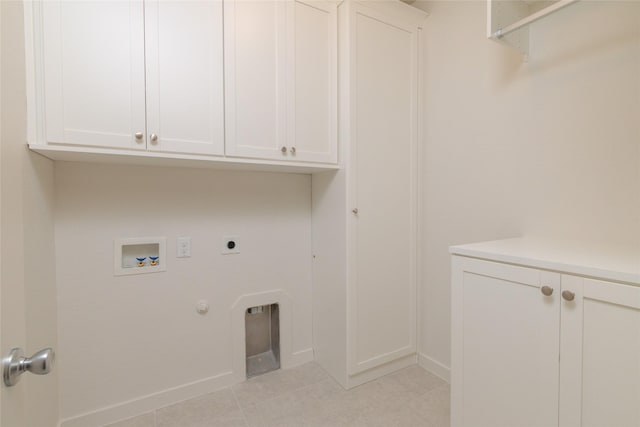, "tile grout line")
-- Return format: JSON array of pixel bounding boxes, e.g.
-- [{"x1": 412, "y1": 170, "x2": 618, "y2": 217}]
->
[{"x1": 231, "y1": 387, "x2": 251, "y2": 427}]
